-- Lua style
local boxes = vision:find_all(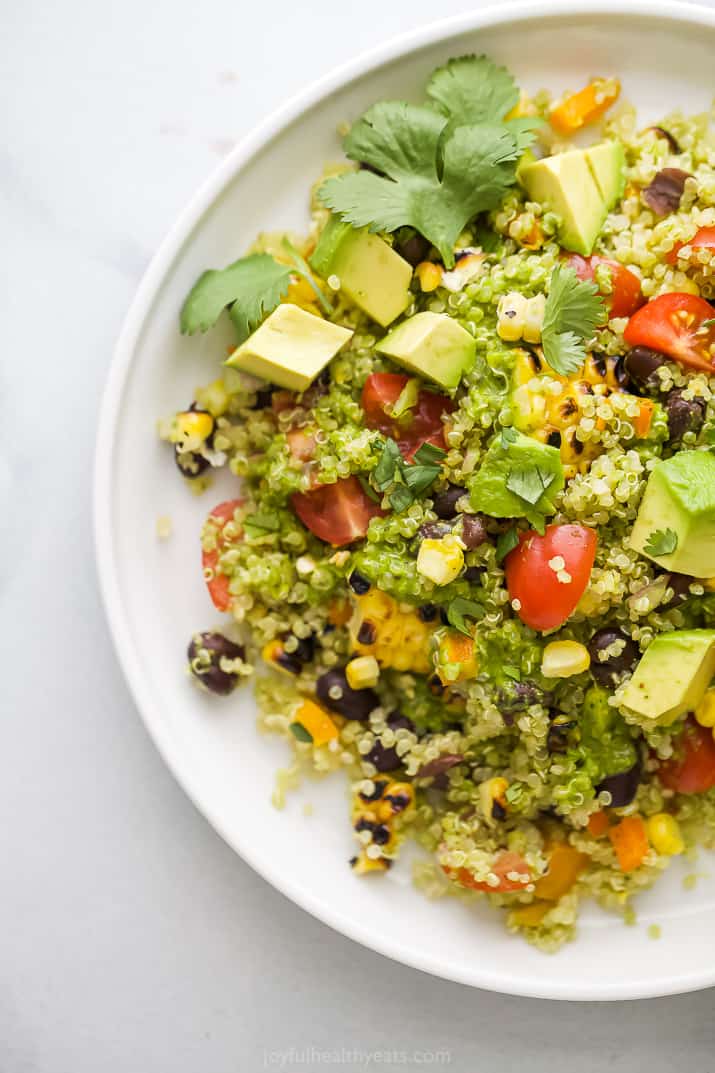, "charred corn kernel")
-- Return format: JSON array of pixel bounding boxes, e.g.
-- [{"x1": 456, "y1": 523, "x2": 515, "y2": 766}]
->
[
  {"x1": 292, "y1": 699, "x2": 339, "y2": 746},
  {"x1": 508, "y1": 901, "x2": 551, "y2": 927},
  {"x1": 497, "y1": 292, "x2": 545, "y2": 344},
  {"x1": 262, "y1": 639, "x2": 304, "y2": 676},
  {"x1": 415, "y1": 261, "x2": 442, "y2": 292},
  {"x1": 168, "y1": 409, "x2": 215, "y2": 452},
  {"x1": 694, "y1": 688, "x2": 715, "y2": 728},
  {"x1": 435, "y1": 628, "x2": 478, "y2": 686},
  {"x1": 351, "y1": 851, "x2": 390, "y2": 875},
  {"x1": 479, "y1": 777, "x2": 509, "y2": 825},
  {"x1": 541, "y1": 640, "x2": 591, "y2": 679},
  {"x1": 349, "y1": 591, "x2": 432, "y2": 674},
  {"x1": 378, "y1": 782, "x2": 414, "y2": 820},
  {"x1": 345, "y1": 655, "x2": 380, "y2": 690},
  {"x1": 417, "y1": 534, "x2": 464, "y2": 586},
  {"x1": 646, "y1": 813, "x2": 684, "y2": 857}
]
